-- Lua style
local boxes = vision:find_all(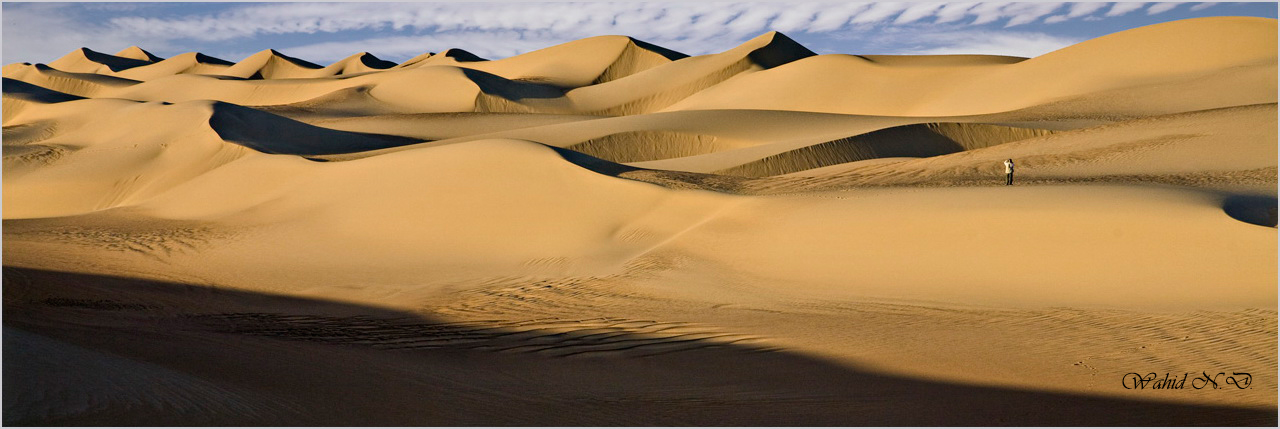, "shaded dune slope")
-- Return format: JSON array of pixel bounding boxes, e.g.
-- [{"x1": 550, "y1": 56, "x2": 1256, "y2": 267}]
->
[
  {"x1": 591, "y1": 37, "x2": 689, "y2": 85},
  {"x1": 4, "y1": 268, "x2": 1275, "y2": 426},
  {"x1": 440, "y1": 48, "x2": 486, "y2": 62},
  {"x1": 207, "y1": 102, "x2": 424, "y2": 156},
  {"x1": 565, "y1": 130, "x2": 727, "y2": 163},
  {"x1": 2, "y1": 78, "x2": 85, "y2": 103},
  {"x1": 716, "y1": 123, "x2": 1057, "y2": 177},
  {"x1": 548, "y1": 118, "x2": 1046, "y2": 168},
  {"x1": 3, "y1": 78, "x2": 86, "y2": 122},
  {"x1": 4, "y1": 64, "x2": 139, "y2": 98}
]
